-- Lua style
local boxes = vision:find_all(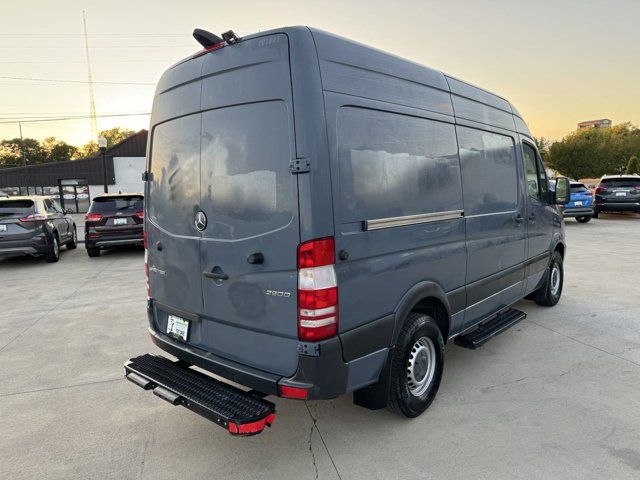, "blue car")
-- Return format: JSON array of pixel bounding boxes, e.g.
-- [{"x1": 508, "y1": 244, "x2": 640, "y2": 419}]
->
[{"x1": 561, "y1": 182, "x2": 594, "y2": 222}]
